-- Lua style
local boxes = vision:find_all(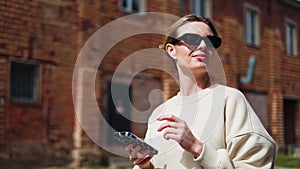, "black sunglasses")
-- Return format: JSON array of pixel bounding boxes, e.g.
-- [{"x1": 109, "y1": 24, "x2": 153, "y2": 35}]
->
[{"x1": 170, "y1": 33, "x2": 222, "y2": 49}]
